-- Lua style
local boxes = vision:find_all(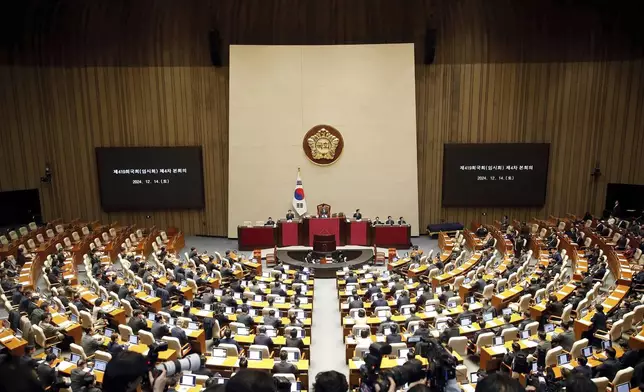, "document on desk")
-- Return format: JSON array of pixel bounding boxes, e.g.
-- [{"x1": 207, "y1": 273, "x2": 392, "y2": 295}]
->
[
  {"x1": 522, "y1": 340, "x2": 538, "y2": 349},
  {"x1": 0, "y1": 336, "x2": 13, "y2": 344},
  {"x1": 490, "y1": 346, "x2": 507, "y2": 355},
  {"x1": 57, "y1": 361, "x2": 74, "y2": 372}
]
